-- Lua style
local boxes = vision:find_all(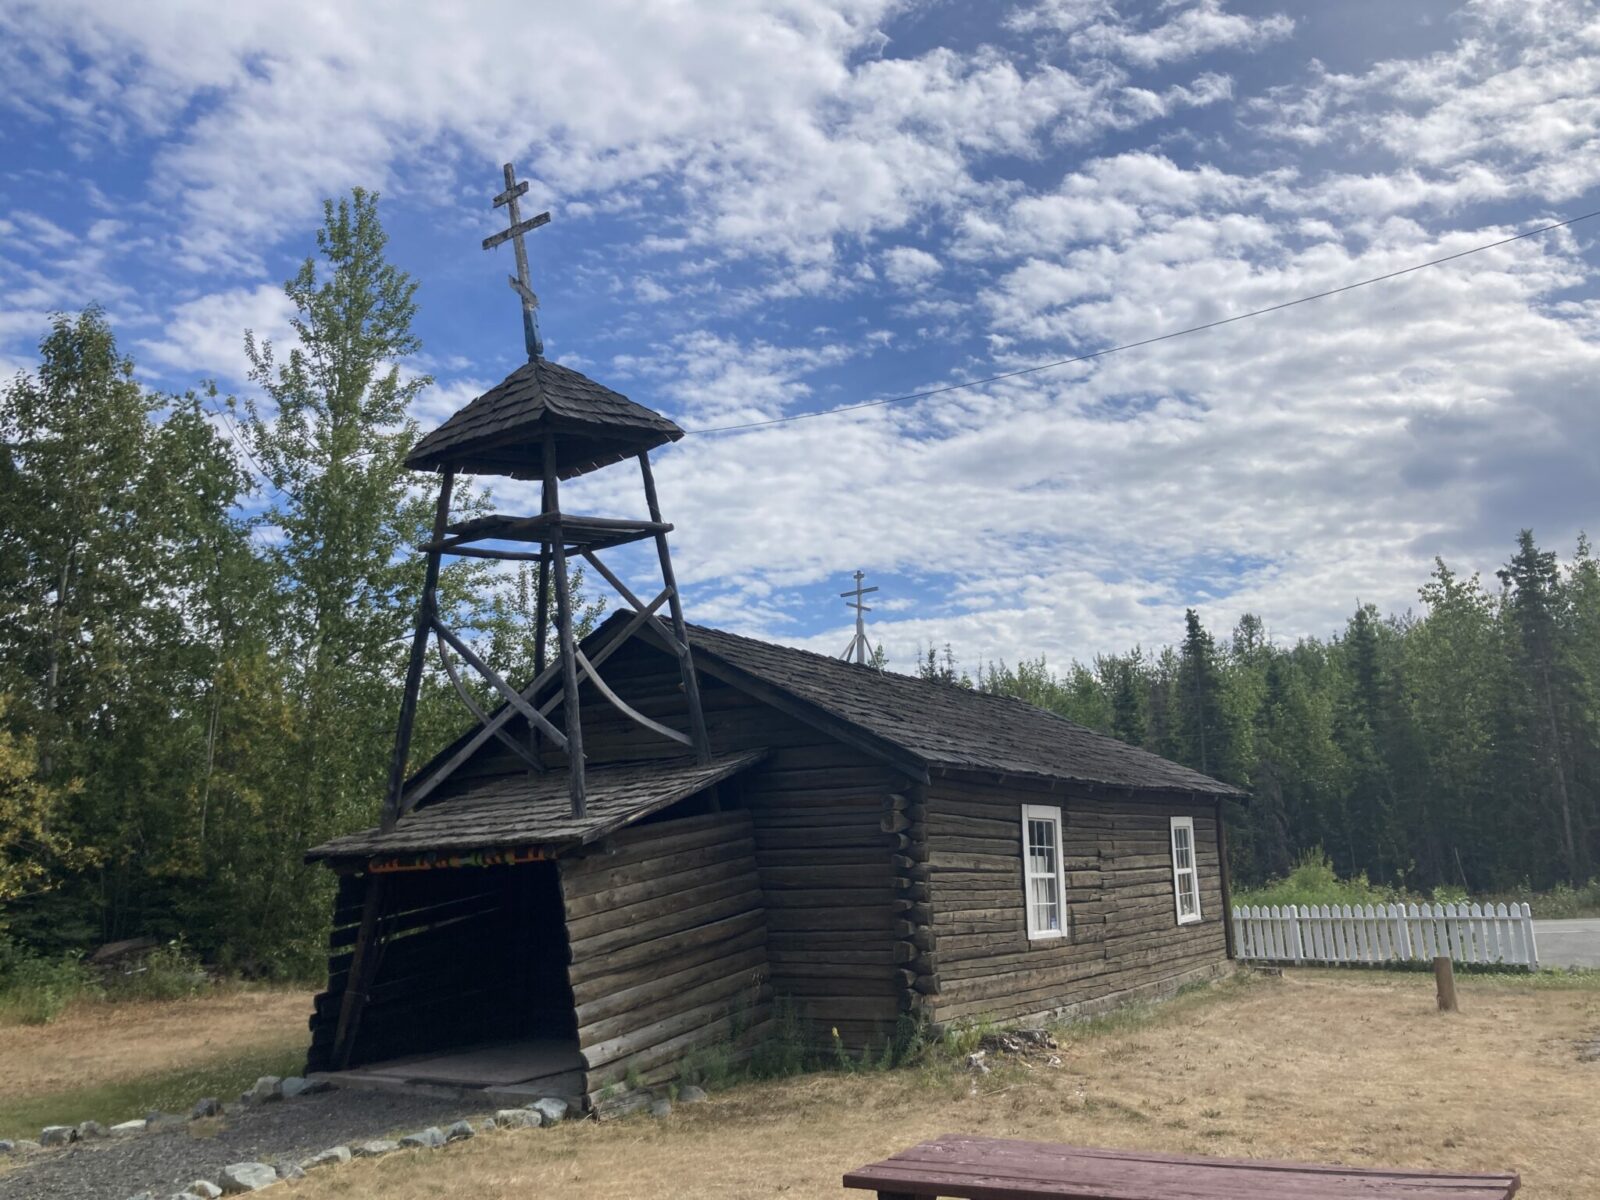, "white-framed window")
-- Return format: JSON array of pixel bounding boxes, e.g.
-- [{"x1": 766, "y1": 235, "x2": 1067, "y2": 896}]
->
[
  {"x1": 1170, "y1": 816, "x2": 1202, "y2": 925},
  {"x1": 1021, "y1": 804, "x2": 1067, "y2": 940}
]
